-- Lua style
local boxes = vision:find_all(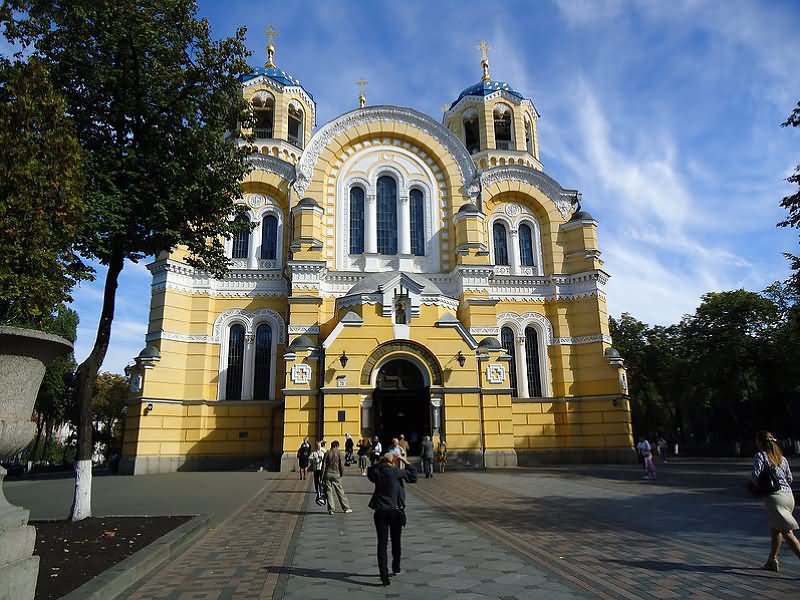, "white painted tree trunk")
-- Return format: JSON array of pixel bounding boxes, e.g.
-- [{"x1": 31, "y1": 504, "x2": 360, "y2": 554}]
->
[{"x1": 71, "y1": 460, "x2": 92, "y2": 521}]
